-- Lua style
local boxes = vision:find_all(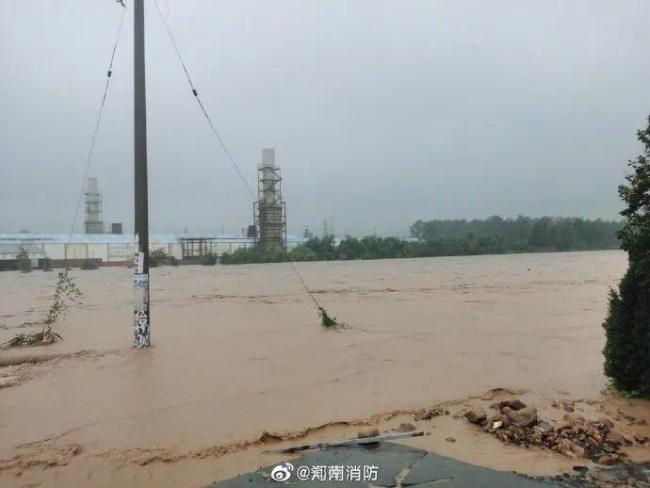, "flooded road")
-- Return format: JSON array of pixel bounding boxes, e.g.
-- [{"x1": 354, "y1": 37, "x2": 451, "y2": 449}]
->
[{"x1": 0, "y1": 251, "x2": 632, "y2": 486}]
